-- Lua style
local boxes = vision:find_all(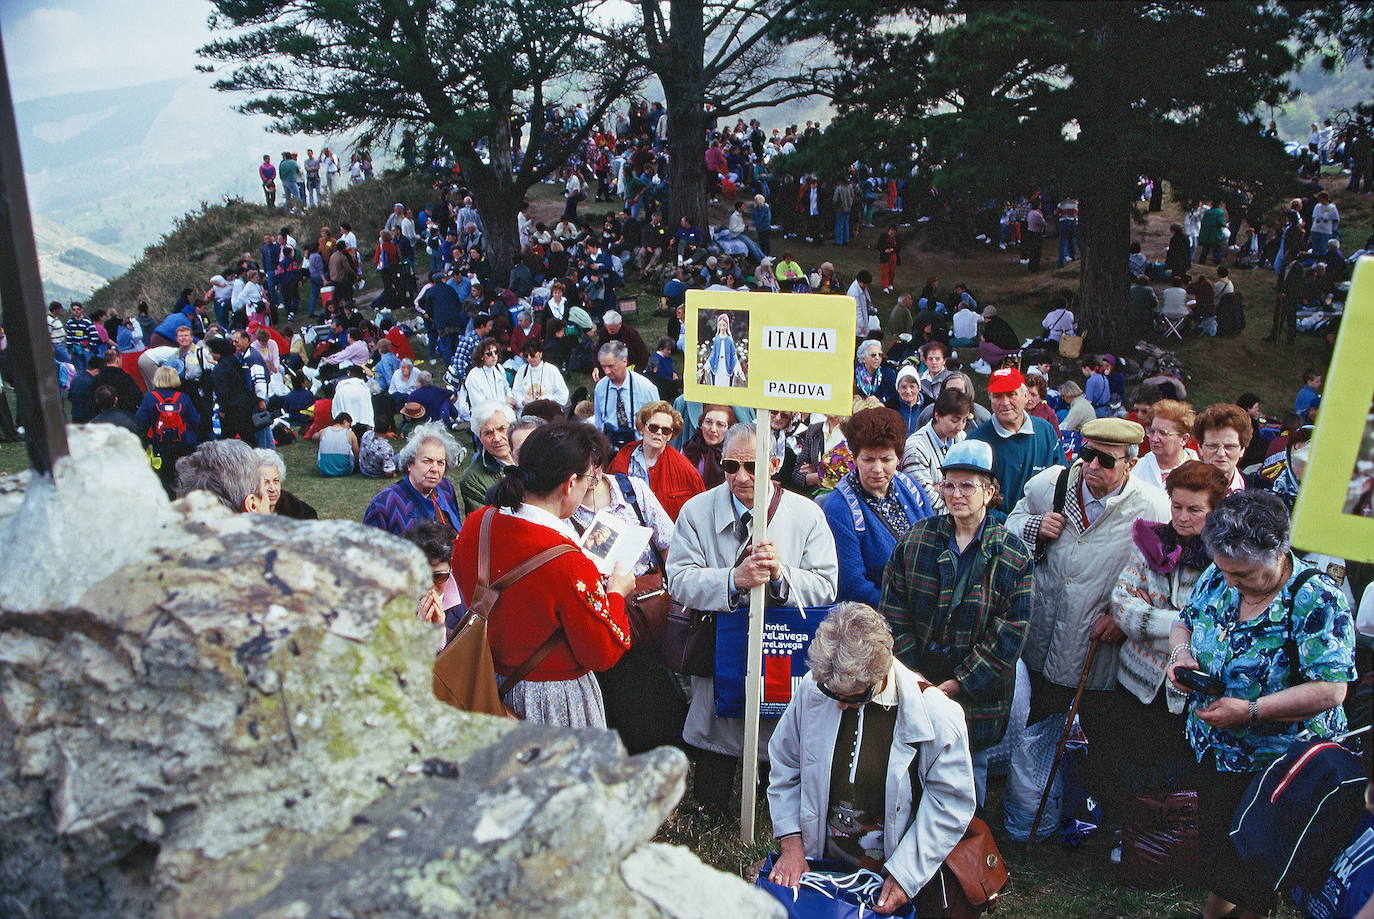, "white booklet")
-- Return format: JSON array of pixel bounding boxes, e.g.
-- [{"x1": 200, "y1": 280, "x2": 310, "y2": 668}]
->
[{"x1": 577, "y1": 509, "x2": 652, "y2": 575}]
